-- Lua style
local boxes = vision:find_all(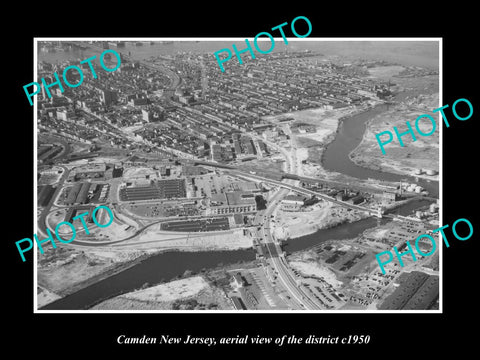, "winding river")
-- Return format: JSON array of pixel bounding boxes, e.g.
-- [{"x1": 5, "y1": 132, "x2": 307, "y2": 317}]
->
[
  {"x1": 41, "y1": 249, "x2": 256, "y2": 310},
  {"x1": 322, "y1": 90, "x2": 439, "y2": 197}
]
